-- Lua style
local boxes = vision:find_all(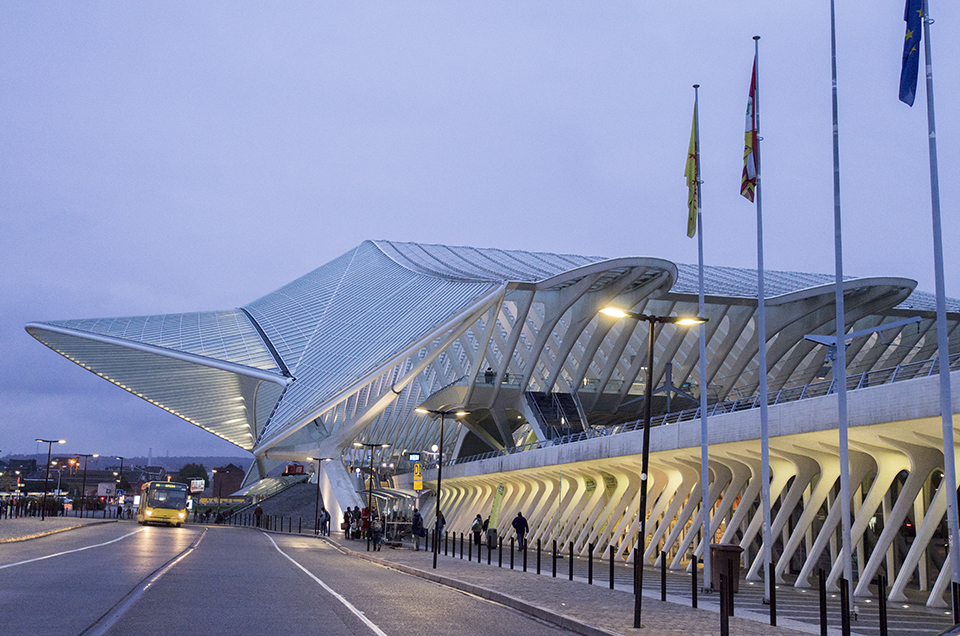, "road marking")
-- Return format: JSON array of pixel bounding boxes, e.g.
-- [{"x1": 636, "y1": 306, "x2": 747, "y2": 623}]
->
[
  {"x1": 80, "y1": 528, "x2": 207, "y2": 636},
  {"x1": 264, "y1": 533, "x2": 389, "y2": 636},
  {"x1": 0, "y1": 528, "x2": 147, "y2": 570}
]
